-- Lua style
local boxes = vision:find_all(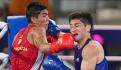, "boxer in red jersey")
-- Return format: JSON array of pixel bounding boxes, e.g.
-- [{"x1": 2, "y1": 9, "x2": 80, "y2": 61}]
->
[{"x1": 10, "y1": 2, "x2": 74, "y2": 70}]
